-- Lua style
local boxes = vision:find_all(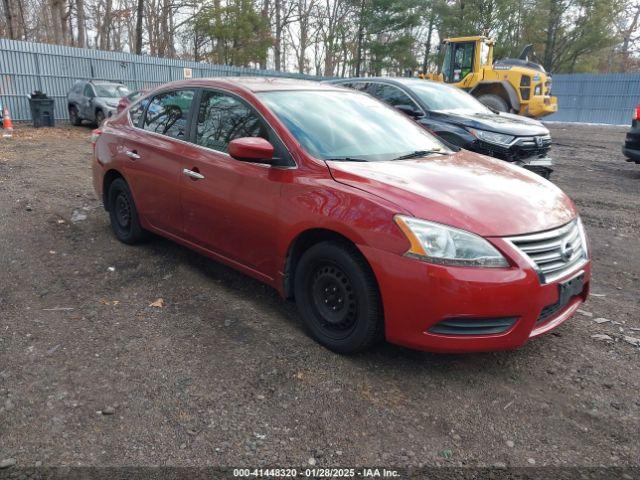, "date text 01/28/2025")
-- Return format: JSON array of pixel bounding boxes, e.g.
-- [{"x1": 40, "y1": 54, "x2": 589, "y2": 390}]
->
[{"x1": 232, "y1": 468, "x2": 400, "y2": 477}]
